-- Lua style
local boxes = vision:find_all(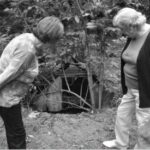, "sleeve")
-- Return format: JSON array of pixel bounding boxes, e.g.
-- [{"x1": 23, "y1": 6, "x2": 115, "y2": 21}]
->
[{"x1": 0, "y1": 44, "x2": 35, "y2": 89}]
